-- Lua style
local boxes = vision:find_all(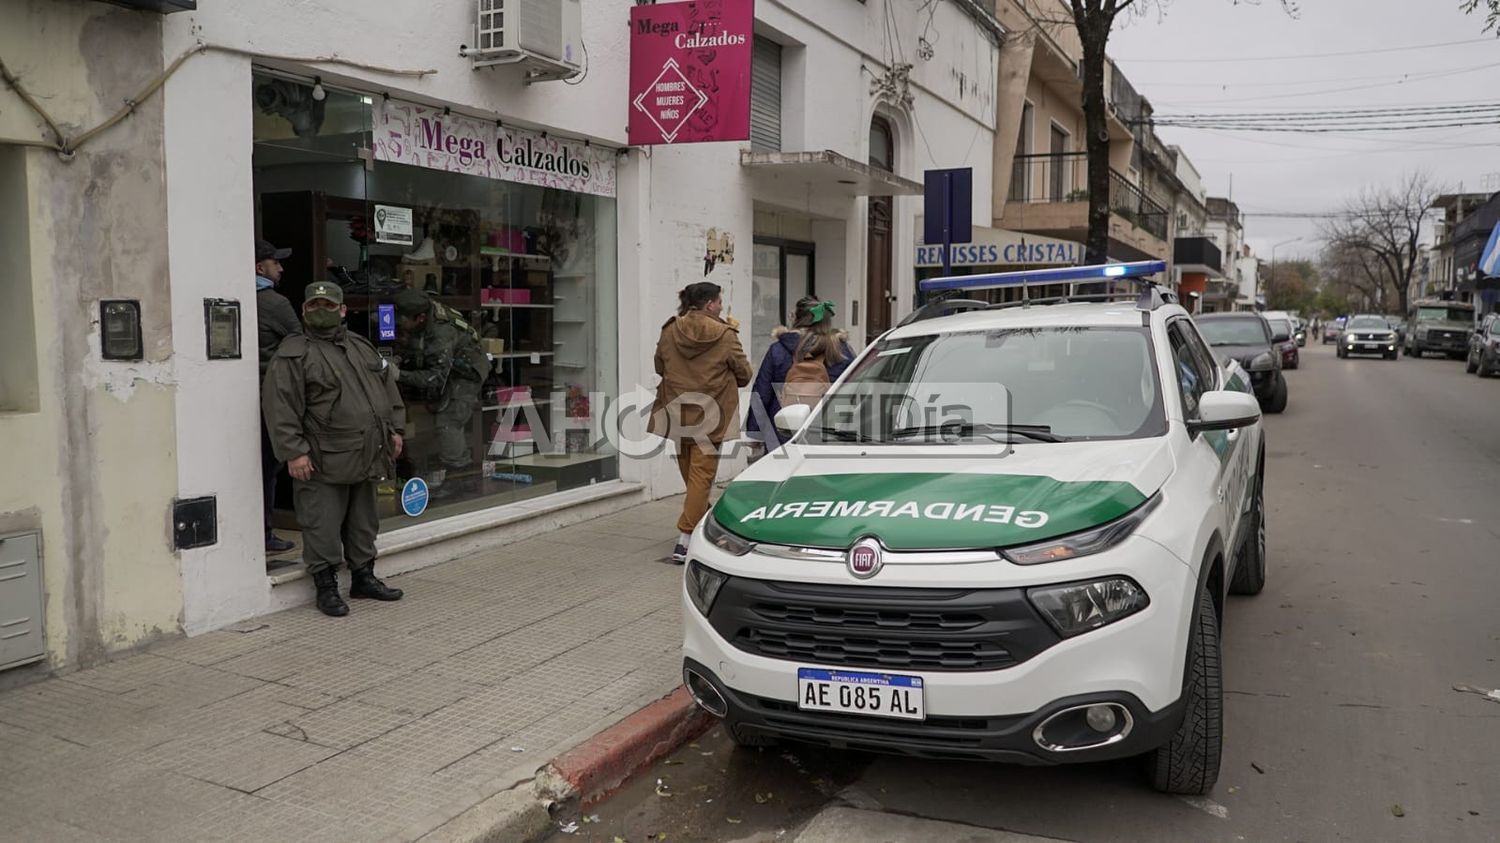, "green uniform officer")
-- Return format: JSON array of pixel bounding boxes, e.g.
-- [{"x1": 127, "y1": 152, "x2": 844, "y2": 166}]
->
[
  {"x1": 392, "y1": 289, "x2": 488, "y2": 477},
  {"x1": 262, "y1": 281, "x2": 408, "y2": 617}
]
